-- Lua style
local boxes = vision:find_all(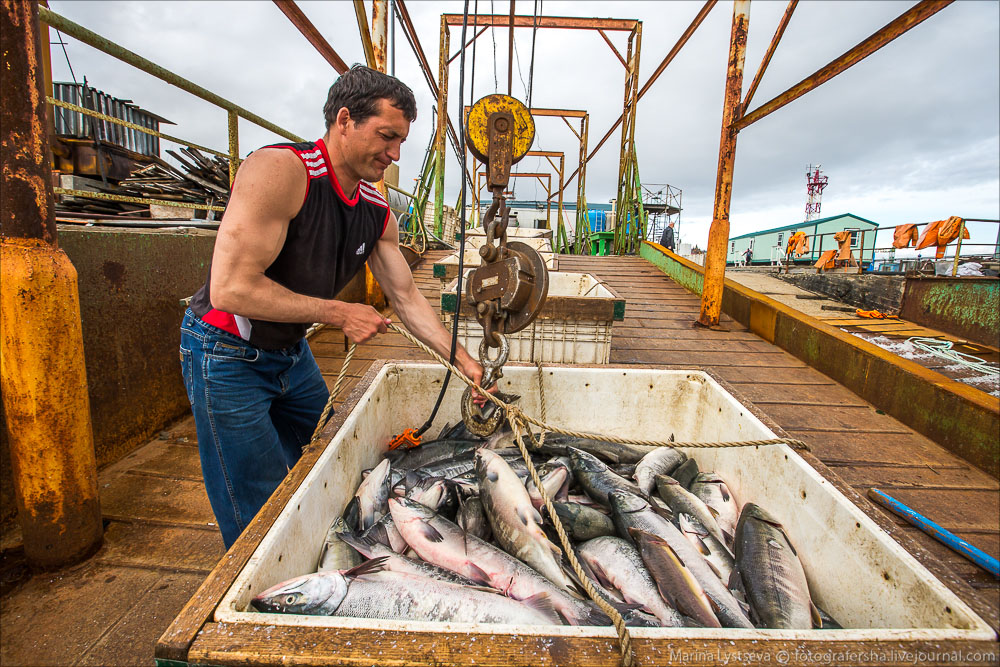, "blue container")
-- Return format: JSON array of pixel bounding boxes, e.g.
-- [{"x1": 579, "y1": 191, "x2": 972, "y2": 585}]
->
[{"x1": 588, "y1": 210, "x2": 606, "y2": 233}]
